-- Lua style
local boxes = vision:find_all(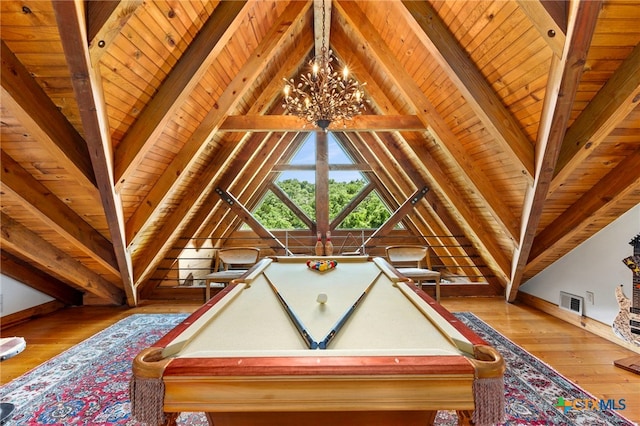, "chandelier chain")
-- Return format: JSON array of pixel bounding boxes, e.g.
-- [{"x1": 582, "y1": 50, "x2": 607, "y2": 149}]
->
[
  {"x1": 321, "y1": 0, "x2": 327, "y2": 54},
  {"x1": 282, "y1": 0, "x2": 366, "y2": 131}
]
